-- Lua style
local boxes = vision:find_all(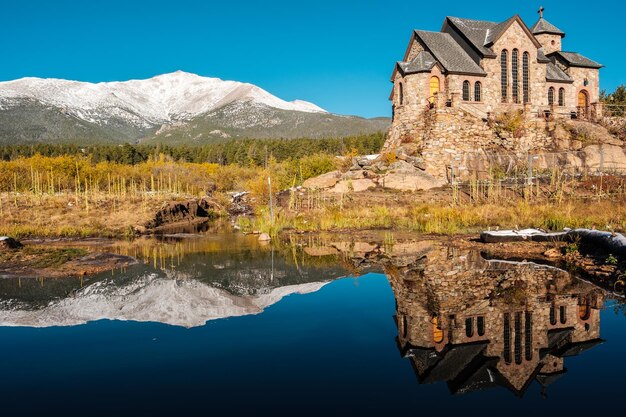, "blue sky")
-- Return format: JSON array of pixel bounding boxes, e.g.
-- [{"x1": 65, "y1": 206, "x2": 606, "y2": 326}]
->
[{"x1": 0, "y1": 0, "x2": 624, "y2": 117}]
